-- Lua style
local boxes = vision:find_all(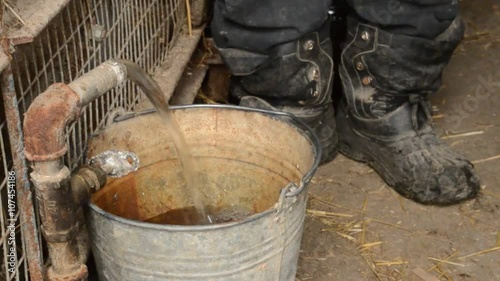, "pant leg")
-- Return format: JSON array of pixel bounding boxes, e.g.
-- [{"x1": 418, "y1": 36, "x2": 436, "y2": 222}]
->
[
  {"x1": 339, "y1": 0, "x2": 464, "y2": 108},
  {"x1": 345, "y1": 0, "x2": 459, "y2": 39},
  {"x1": 211, "y1": 0, "x2": 332, "y2": 54},
  {"x1": 210, "y1": 0, "x2": 334, "y2": 105}
]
